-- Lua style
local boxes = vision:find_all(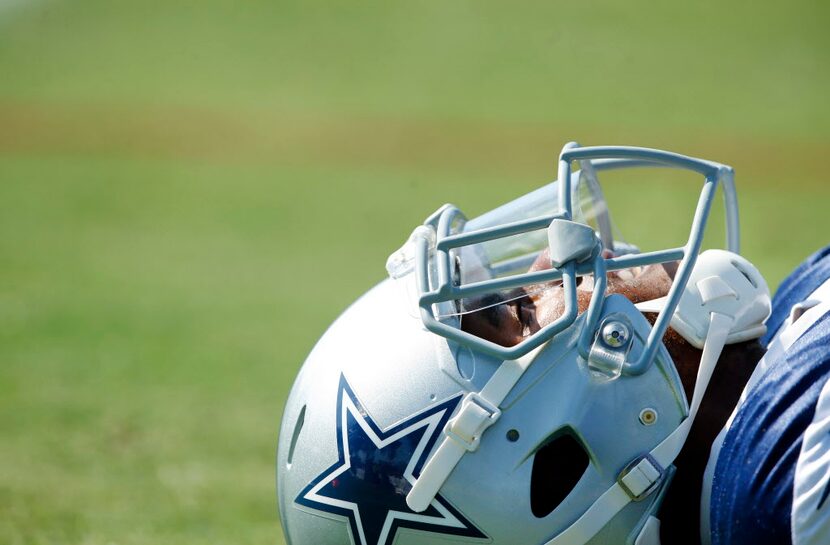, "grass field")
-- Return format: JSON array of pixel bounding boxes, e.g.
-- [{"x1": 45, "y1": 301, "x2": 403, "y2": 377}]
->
[{"x1": 1, "y1": 1, "x2": 828, "y2": 544}]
